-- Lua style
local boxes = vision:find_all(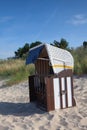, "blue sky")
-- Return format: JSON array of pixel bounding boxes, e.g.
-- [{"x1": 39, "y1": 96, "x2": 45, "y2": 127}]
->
[{"x1": 0, "y1": 0, "x2": 87, "y2": 59}]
